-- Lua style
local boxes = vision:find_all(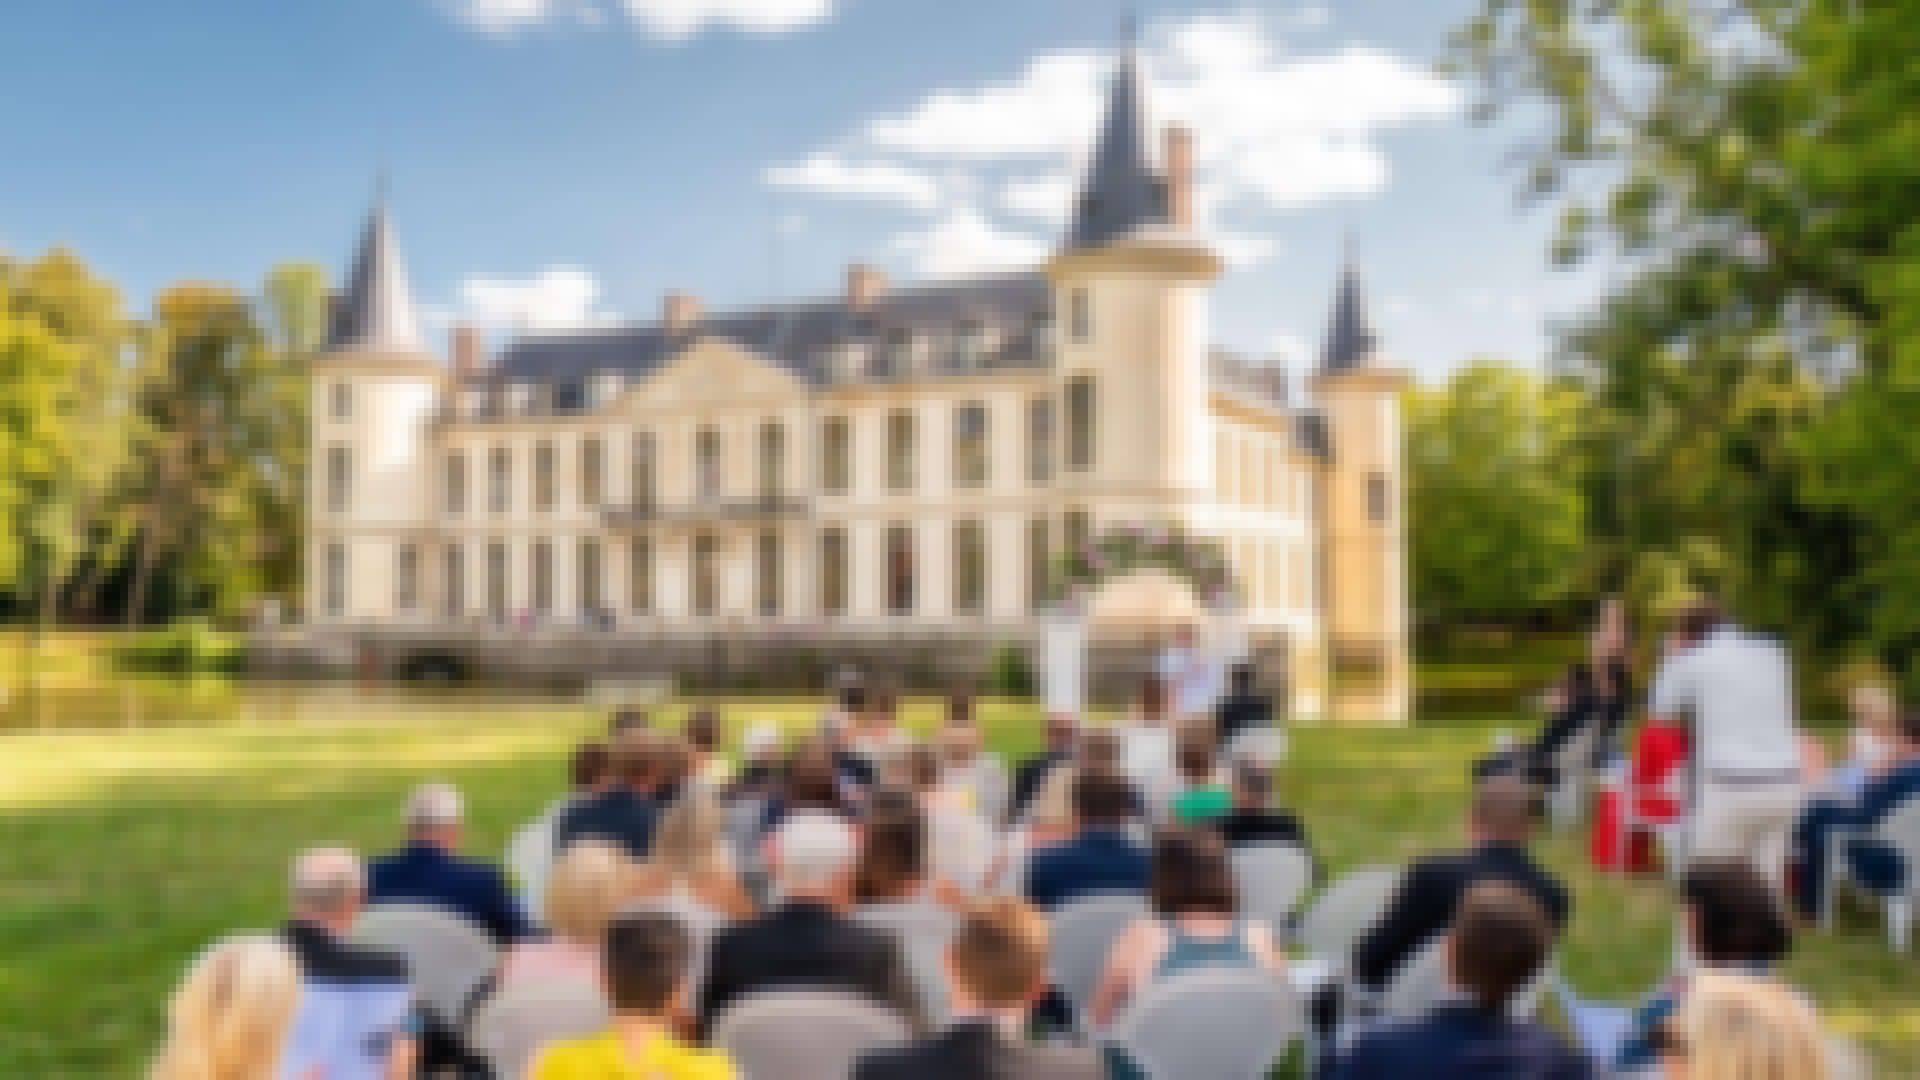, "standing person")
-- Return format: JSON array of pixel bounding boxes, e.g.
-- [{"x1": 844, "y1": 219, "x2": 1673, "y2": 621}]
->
[
  {"x1": 1648, "y1": 599, "x2": 1804, "y2": 892},
  {"x1": 279, "y1": 849, "x2": 420, "y2": 1080},
  {"x1": 151, "y1": 935, "x2": 303, "y2": 1080},
  {"x1": 852, "y1": 898, "x2": 1103, "y2": 1080},
  {"x1": 530, "y1": 912, "x2": 740, "y2": 1080},
  {"x1": 369, "y1": 782, "x2": 530, "y2": 944},
  {"x1": 1321, "y1": 882, "x2": 1596, "y2": 1080},
  {"x1": 1011, "y1": 713, "x2": 1078, "y2": 825},
  {"x1": 1213, "y1": 663, "x2": 1274, "y2": 749},
  {"x1": 1156, "y1": 624, "x2": 1223, "y2": 721},
  {"x1": 939, "y1": 723, "x2": 1011, "y2": 825}
]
